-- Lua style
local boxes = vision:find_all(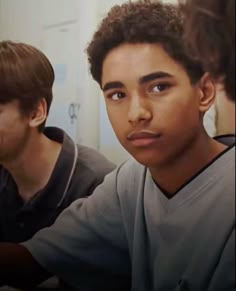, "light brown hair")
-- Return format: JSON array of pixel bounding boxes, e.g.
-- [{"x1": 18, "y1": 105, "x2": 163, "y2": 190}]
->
[{"x1": 0, "y1": 41, "x2": 54, "y2": 131}]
